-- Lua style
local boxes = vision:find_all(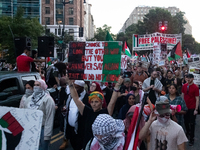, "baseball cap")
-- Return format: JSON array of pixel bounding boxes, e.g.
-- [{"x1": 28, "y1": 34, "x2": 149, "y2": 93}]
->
[{"x1": 156, "y1": 101, "x2": 170, "y2": 115}]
